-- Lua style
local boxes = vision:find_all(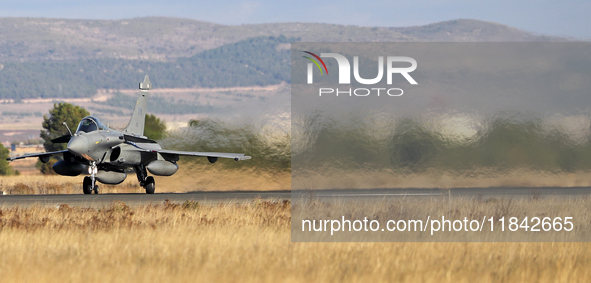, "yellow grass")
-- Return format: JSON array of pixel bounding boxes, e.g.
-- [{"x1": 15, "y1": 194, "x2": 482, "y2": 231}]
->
[
  {"x1": 0, "y1": 174, "x2": 143, "y2": 194},
  {"x1": 0, "y1": 163, "x2": 290, "y2": 194},
  {"x1": 294, "y1": 169, "x2": 591, "y2": 190},
  {"x1": 0, "y1": 200, "x2": 590, "y2": 282},
  {"x1": 293, "y1": 194, "x2": 591, "y2": 242},
  {"x1": 5, "y1": 165, "x2": 591, "y2": 195}
]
